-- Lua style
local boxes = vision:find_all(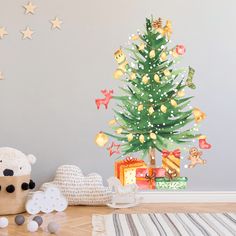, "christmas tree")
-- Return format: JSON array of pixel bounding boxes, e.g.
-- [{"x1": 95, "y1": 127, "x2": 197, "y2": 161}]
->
[{"x1": 96, "y1": 17, "x2": 209, "y2": 167}]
